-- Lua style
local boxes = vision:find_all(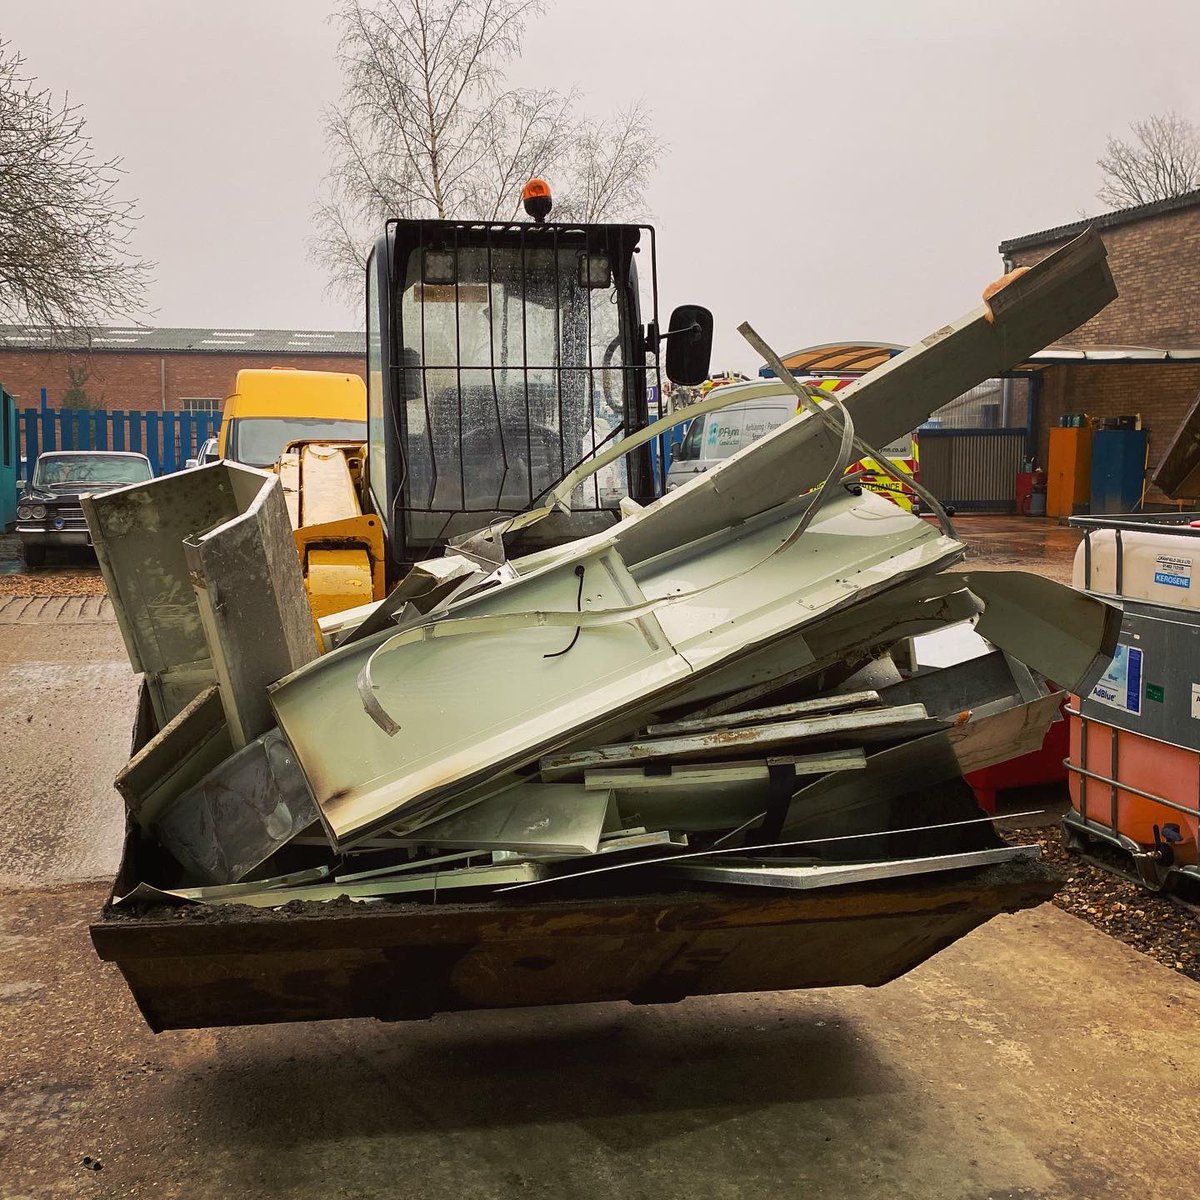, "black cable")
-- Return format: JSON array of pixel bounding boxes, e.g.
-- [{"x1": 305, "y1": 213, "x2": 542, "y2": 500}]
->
[{"x1": 543, "y1": 564, "x2": 586, "y2": 659}]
